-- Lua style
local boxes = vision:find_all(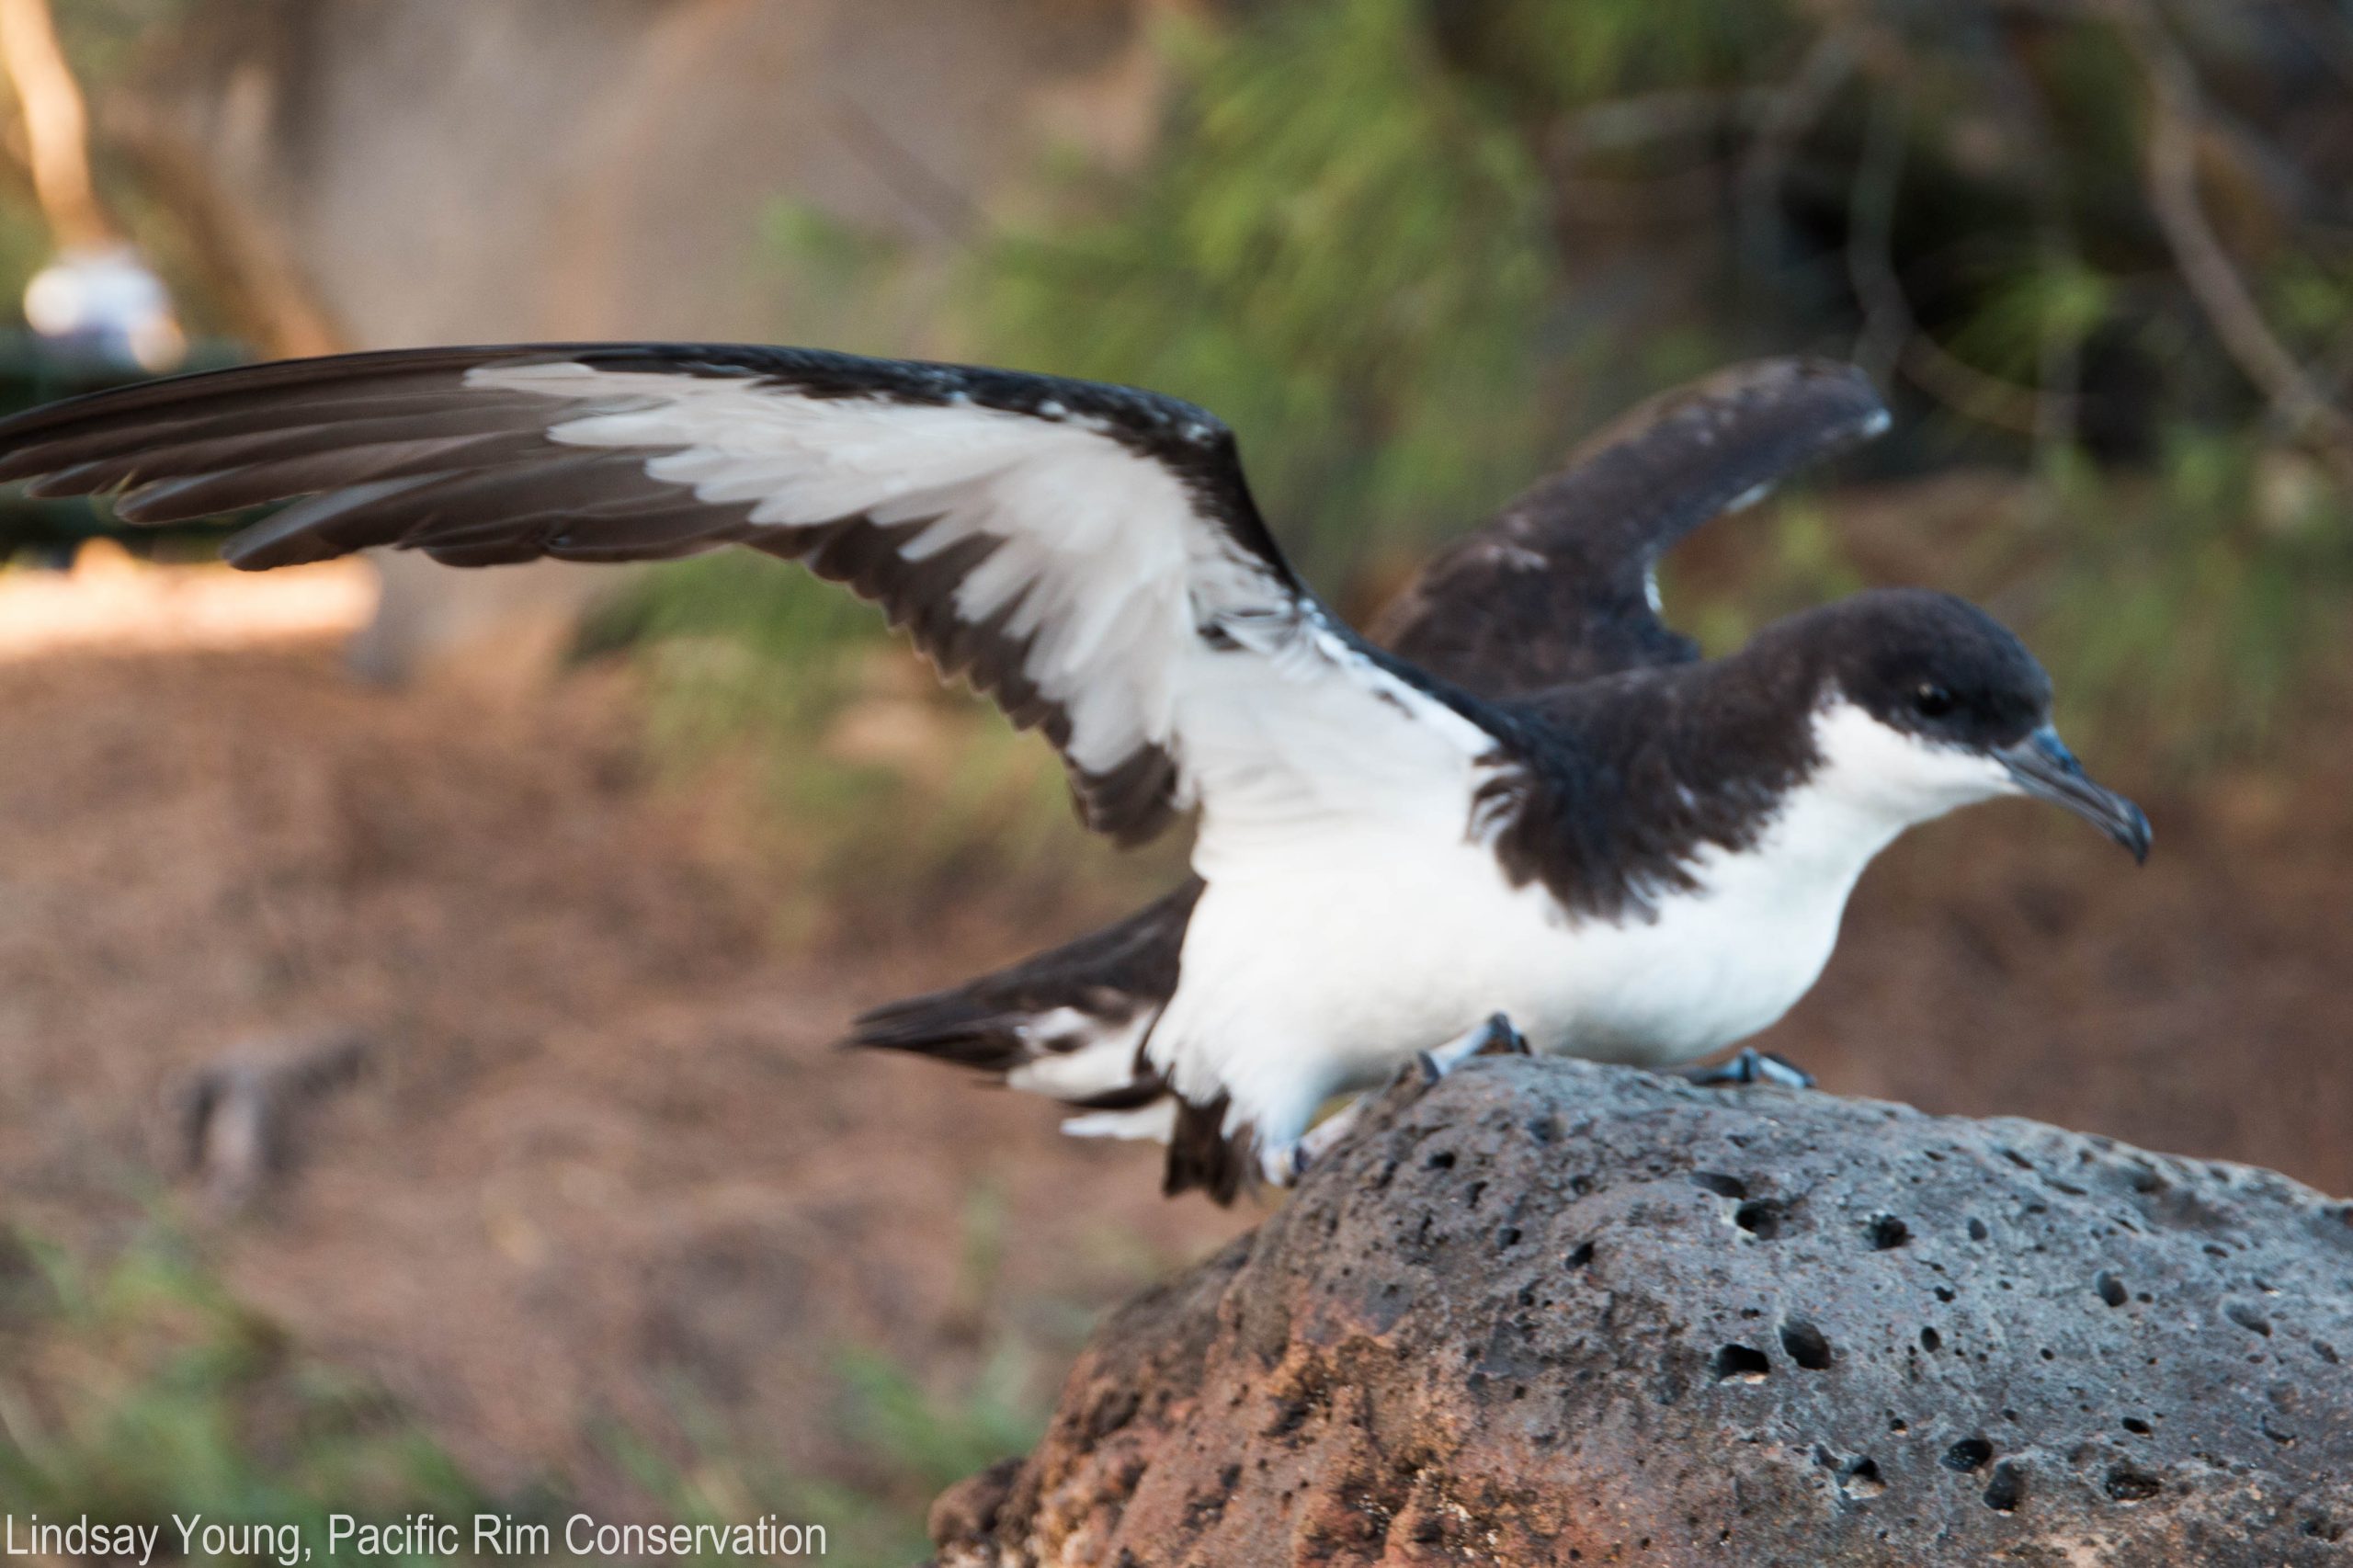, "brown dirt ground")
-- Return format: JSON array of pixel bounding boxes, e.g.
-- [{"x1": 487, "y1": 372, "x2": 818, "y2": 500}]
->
[
  {"x1": 1, "y1": 584, "x2": 2349, "y2": 1509},
  {"x1": 0, "y1": 634, "x2": 1246, "y2": 1505}
]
